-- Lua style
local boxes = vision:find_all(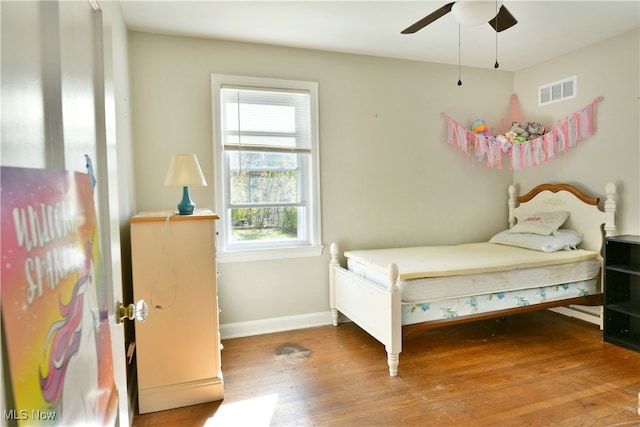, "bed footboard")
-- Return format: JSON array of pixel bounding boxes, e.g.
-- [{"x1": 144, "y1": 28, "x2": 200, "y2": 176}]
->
[{"x1": 329, "y1": 243, "x2": 402, "y2": 376}]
